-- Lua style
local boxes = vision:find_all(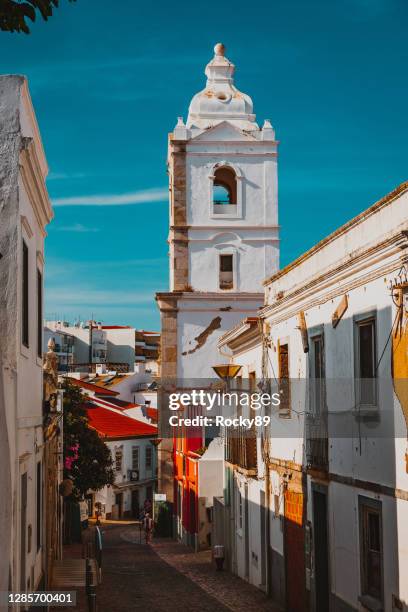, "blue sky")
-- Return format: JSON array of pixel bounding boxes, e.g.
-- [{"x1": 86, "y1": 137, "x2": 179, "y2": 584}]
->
[{"x1": 1, "y1": 0, "x2": 407, "y2": 329}]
